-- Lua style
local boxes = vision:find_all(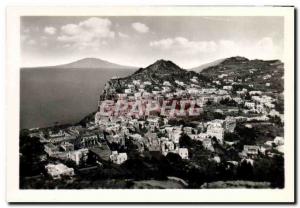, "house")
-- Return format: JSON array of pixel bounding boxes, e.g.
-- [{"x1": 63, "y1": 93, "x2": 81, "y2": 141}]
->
[
  {"x1": 148, "y1": 137, "x2": 161, "y2": 151},
  {"x1": 67, "y1": 149, "x2": 89, "y2": 165},
  {"x1": 79, "y1": 132, "x2": 99, "y2": 148},
  {"x1": 223, "y1": 86, "x2": 233, "y2": 91},
  {"x1": 233, "y1": 97, "x2": 243, "y2": 104},
  {"x1": 117, "y1": 93, "x2": 127, "y2": 99},
  {"x1": 236, "y1": 90, "x2": 246, "y2": 96},
  {"x1": 134, "y1": 92, "x2": 142, "y2": 99},
  {"x1": 130, "y1": 134, "x2": 143, "y2": 142},
  {"x1": 161, "y1": 141, "x2": 175, "y2": 156},
  {"x1": 132, "y1": 80, "x2": 141, "y2": 85},
  {"x1": 44, "y1": 143, "x2": 59, "y2": 156},
  {"x1": 60, "y1": 142, "x2": 74, "y2": 152},
  {"x1": 224, "y1": 116, "x2": 236, "y2": 133},
  {"x1": 175, "y1": 80, "x2": 185, "y2": 86},
  {"x1": 243, "y1": 145, "x2": 259, "y2": 157},
  {"x1": 211, "y1": 155, "x2": 221, "y2": 163},
  {"x1": 178, "y1": 148, "x2": 189, "y2": 159},
  {"x1": 147, "y1": 117, "x2": 160, "y2": 132},
  {"x1": 202, "y1": 138, "x2": 214, "y2": 151},
  {"x1": 245, "y1": 102, "x2": 255, "y2": 109},
  {"x1": 265, "y1": 140, "x2": 274, "y2": 147},
  {"x1": 190, "y1": 77, "x2": 198, "y2": 83},
  {"x1": 48, "y1": 130, "x2": 65, "y2": 138},
  {"x1": 167, "y1": 127, "x2": 182, "y2": 144},
  {"x1": 124, "y1": 89, "x2": 132, "y2": 94},
  {"x1": 249, "y1": 91, "x2": 262, "y2": 96},
  {"x1": 45, "y1": 163, "x2": 74, "y2": 179},
  {"x1": 183, "y1": 126, "x2": 193, "y2": 135},
  {"x1": 144, "y1": 81, "x2": 151, "y2": 85},
  {"x1": 89, "y1": 144, "x2": 111, "y2": 162},
  {"x1": 274, "y1": 136, "x2": 284, "y2": 146},
  {"x1": 218, "y1": 74, "x2": 228, "y2": 78},
  {"x1": 163, "y1": 81, "x2": 171, "y2": 86},
  {"x1": 276, "y1": 145, "x2": 284, "y2": 153},
  {"x1": 206, "y1": 120, "x2": 225, "y2": 144},
  {"x1": 110, "y1": 151, "x2": 128, "y2": 164},
  {"x1": 214, "y1": 96, "x2": 223, "y2": 103}
]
